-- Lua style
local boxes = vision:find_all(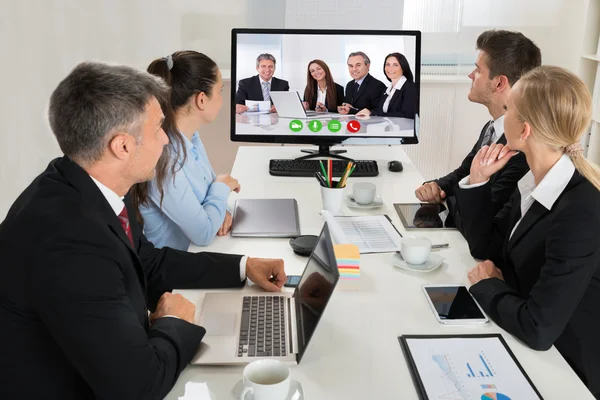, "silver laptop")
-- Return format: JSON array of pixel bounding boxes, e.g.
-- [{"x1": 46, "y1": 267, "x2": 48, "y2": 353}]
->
[
  {"x1": 270, "y1": 91, "x2": 338, "y2": 119},
  {"x1": 231, "y1": 198, "x2": 300, "y2": 238},
  {"x1": 192, "y1": 223, "x2": 339, "y2": 365}
]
